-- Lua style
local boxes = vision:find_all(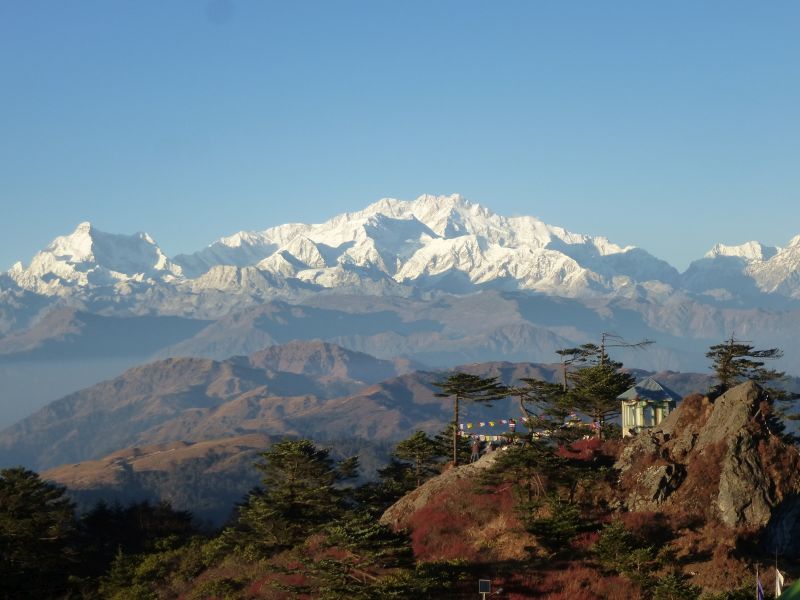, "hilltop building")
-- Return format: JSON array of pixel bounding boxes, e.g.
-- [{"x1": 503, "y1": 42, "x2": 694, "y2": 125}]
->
[{"x1": 619, "y1": 377, "x2": 681, "y2": 437}]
